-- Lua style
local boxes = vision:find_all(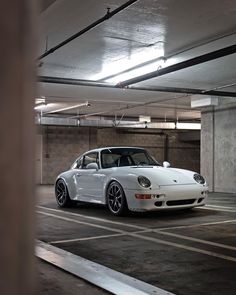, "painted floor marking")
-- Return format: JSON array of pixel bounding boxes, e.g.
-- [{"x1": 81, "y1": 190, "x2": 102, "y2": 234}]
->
[
  {"x1": 157, "y1": 219, "x2": 236, "y2": 230},
  {"x1": 38, "y1": 210, "x2": 236, "y2": 262},
  {"x1": 206, "y1": 205, "x2": 236, "y2": 209},
  {"x1": 37, "y1": 205, "x2": 146, "y2": 230},
  {"x1": 50, "y1": 230, "x2": 152, "y2": 245},
  {"x1": 50, "y1": 233, "x2": 126, "y2": 244},
  {"x1": 154, "y1": 230, "x2": 236, "y2": 251},
  {"x1": 127, "y1": 232, "x2": 236, "y2": 263},
  {"x1": 37, "y1": 210, "x2": 128, "y2": 234},
  {"x1": 37, "y1": 205, "x2": 236, "y2": 232},
  {"x1": 200, "y1": 206, "x2": 236, "y2": 213},
  {"x1": 50, "y1": 228, "x2": 236, "y2": 252},
  {"x1": 36, "y1": 240, "x2": 175, "y2": 295}
]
